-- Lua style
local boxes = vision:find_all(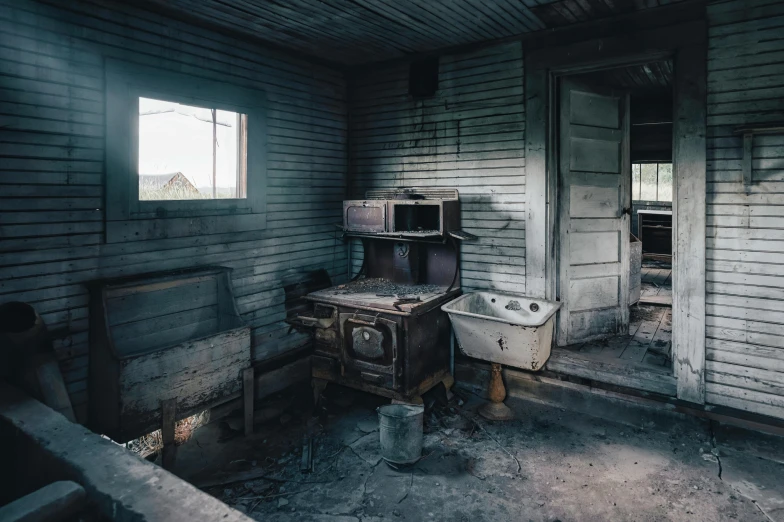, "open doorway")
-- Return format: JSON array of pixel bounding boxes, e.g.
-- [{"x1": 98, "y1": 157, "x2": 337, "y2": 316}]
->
[{"x1": 554, "y1": 60, "x2": 674, "y2": 376}]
